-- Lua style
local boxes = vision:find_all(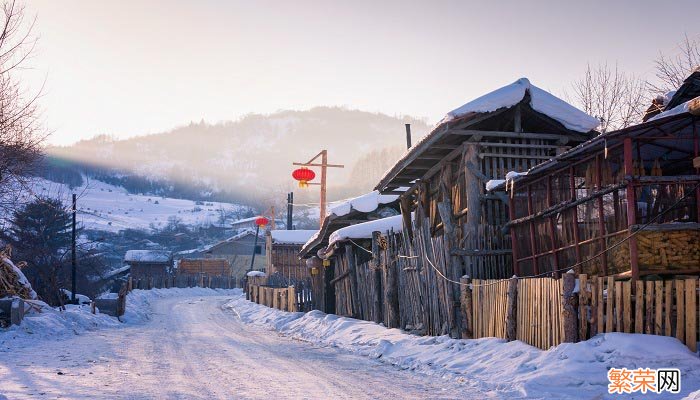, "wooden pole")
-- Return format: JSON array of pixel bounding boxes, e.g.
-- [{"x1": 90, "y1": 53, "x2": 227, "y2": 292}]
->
[
  {"x1": 71, "y1": 193, "x2": 77, "y2": 304},
  {"x1": 505, "y1": 277, "x2": 518, "y2": 341},
  {"x1": 562, "y1": 271, "x2": 578, "y2": 343},
  {"x1": 320, "y1": 150, "x2": 327, "y2": 226},
  {"x1": 460, "y1": 276, "x2": 473, "y2": 338},
  {"x1": 623, "y1": 138, "x2": 639, "y2": 280},
  {"x1": 372, "y1": 231, "x2": 383, "y2": 324}
]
